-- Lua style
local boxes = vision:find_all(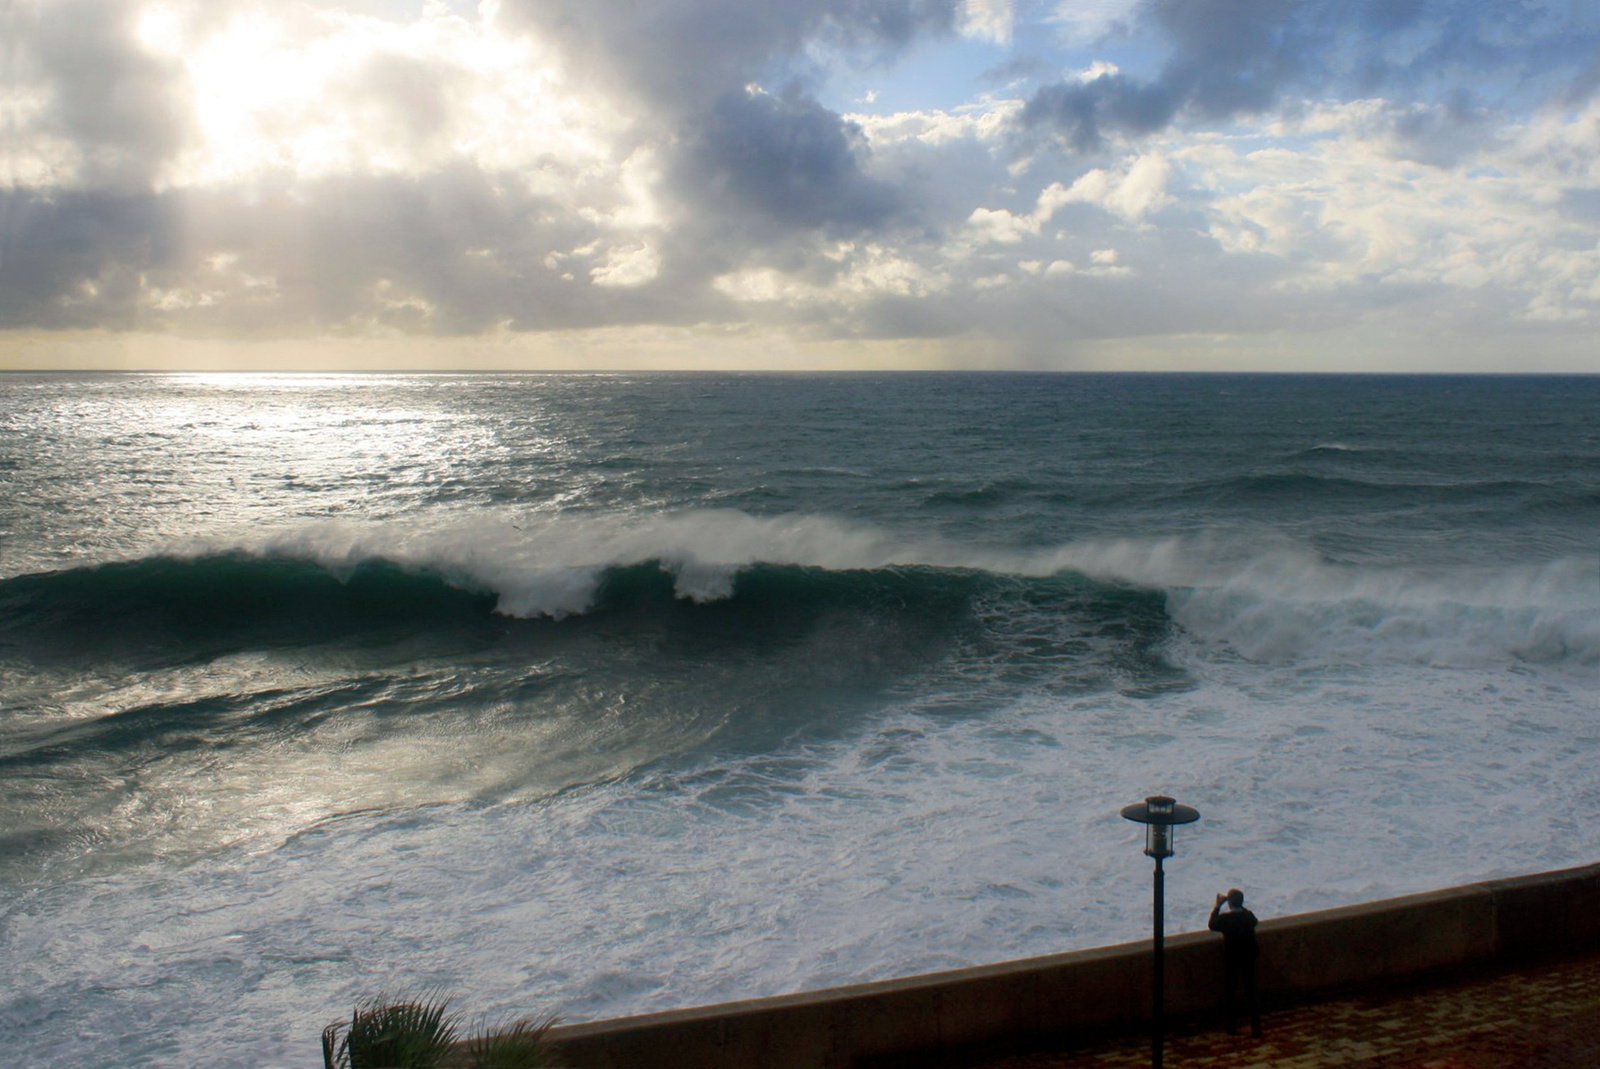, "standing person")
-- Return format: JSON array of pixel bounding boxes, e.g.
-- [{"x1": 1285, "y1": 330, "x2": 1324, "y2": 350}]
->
[{"x1": 1208, "y1": 888, "x2": 1262, "y2": 1037}]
